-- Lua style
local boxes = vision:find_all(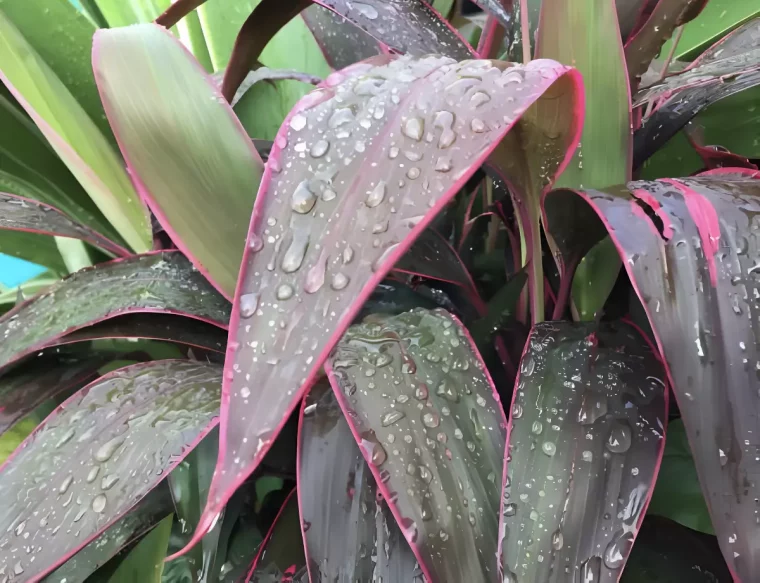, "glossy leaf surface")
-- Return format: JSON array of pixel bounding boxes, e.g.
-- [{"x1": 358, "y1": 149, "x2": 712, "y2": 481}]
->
[
  {"x1": 0, "y1": 10, "x2": 151, "y2": 252},
  {"x1": 312, "y1": 0, "x2": 474, "y2": 59},
  {"x1": 94, "y1": 24, "x2": 265, "y2": 299},
  {"x1": 500, "y1": 321, "x2": 667, "y2": 581},
  {"x1": 0, "y1": 192, "x2": 129, "y2": 257},
  {"x1": 196, "y1": 54, "x2": 581, "y2": 549},
  {"x1": 0, "y1": 360, "x2": 222, "y2": 581},
  {"x1": 298, "y1": 383, "x2": 422, "y2": 581},
  {"x1": 327, "y1": 309, "x2": 507, "y2": 581},
  {"x1": 44, "y1": 486, "x2": 173, "y2": 583},
  {"x1": 0, "y1": 252, "x2": 230, "y2": 372},
  {"x1": 544, "y1": 177, "x2": 760, "y2": 580}
]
